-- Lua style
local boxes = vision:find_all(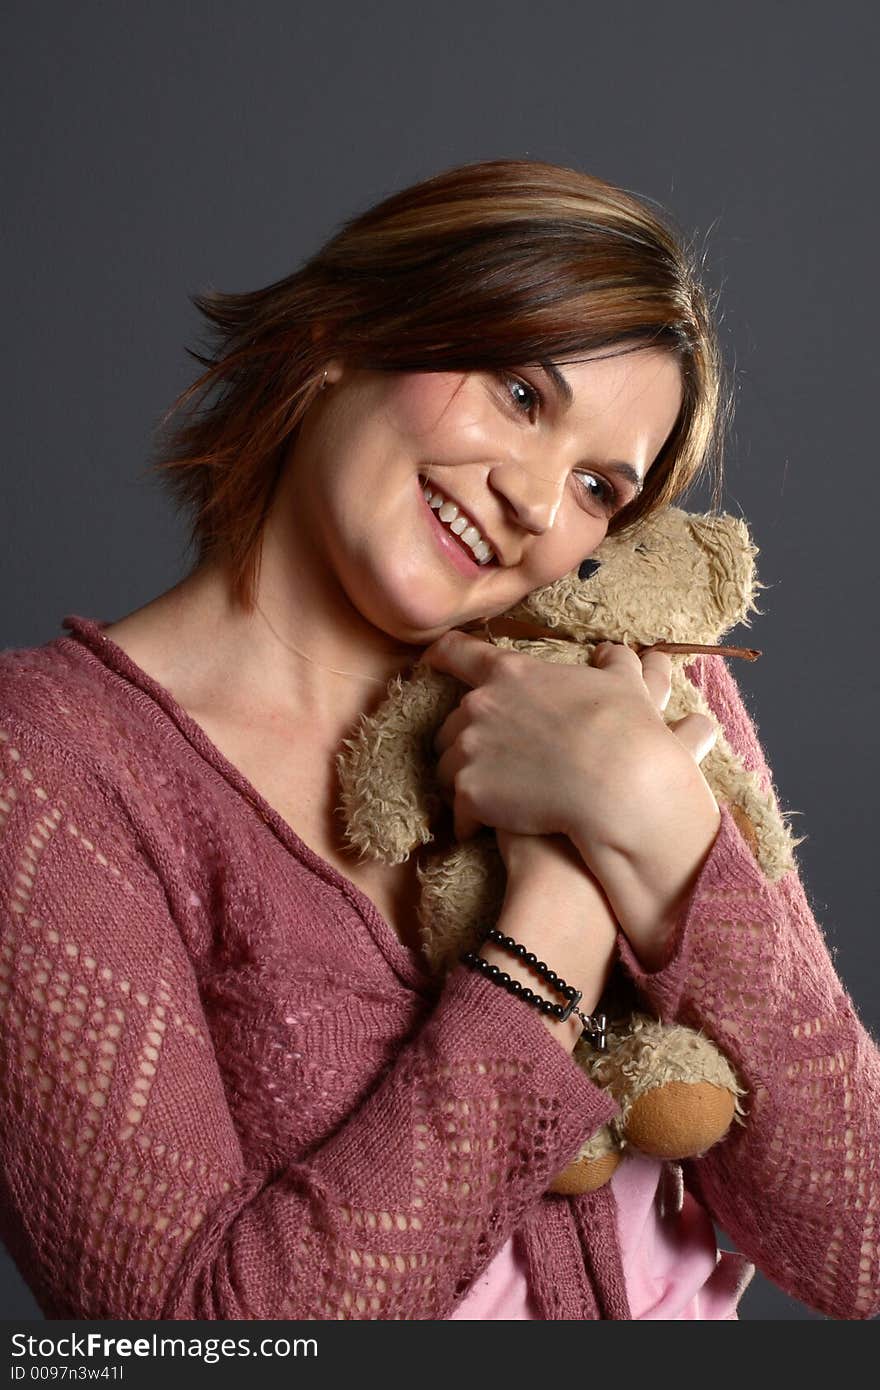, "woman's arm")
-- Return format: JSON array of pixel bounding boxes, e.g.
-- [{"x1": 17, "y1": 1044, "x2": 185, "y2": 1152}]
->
[
  {"x1": 0, "y1": 717, "x2": 616, "y2": 1321},
  {"x1": 608, "y1": 656, "x2": 880, "y2": 1320}
]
